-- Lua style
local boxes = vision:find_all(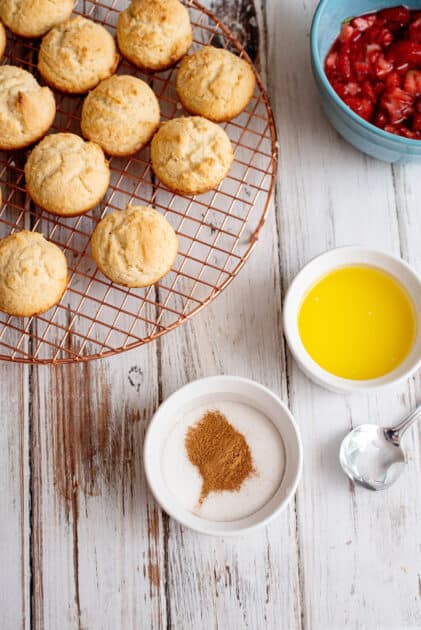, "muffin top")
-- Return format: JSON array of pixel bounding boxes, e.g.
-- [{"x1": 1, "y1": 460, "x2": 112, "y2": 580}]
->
[
  {"x1": 151, "y1": 116, "x2": 234, "y2": 195},
  {"x1": 0, "y1": 0, "x2": 74, "y2": 38},
  {"x1": 38, "y1": 16, "x2": 119, "y2": 94},
  {"x1": 117, "y1": 0, "x2": 192, "y2": 71},
  {"x1": 81, "y1": 74, "x2": 160, "y2": 156},
  {"x1": 91, "y1": 206, "x2": 178, "y2": 288},
  {"x1": 0, "y1": 231, "x2": 68, "y2": 317},
  {"x1": 176, "y1": 46, "x2": 256, "y2": 122},
  {"x1": 0, "y1": 65, "x2": 56, "y2": 150},
  {"x1": 25, "y1": 133, "x2": 110, "y2": 217}
]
